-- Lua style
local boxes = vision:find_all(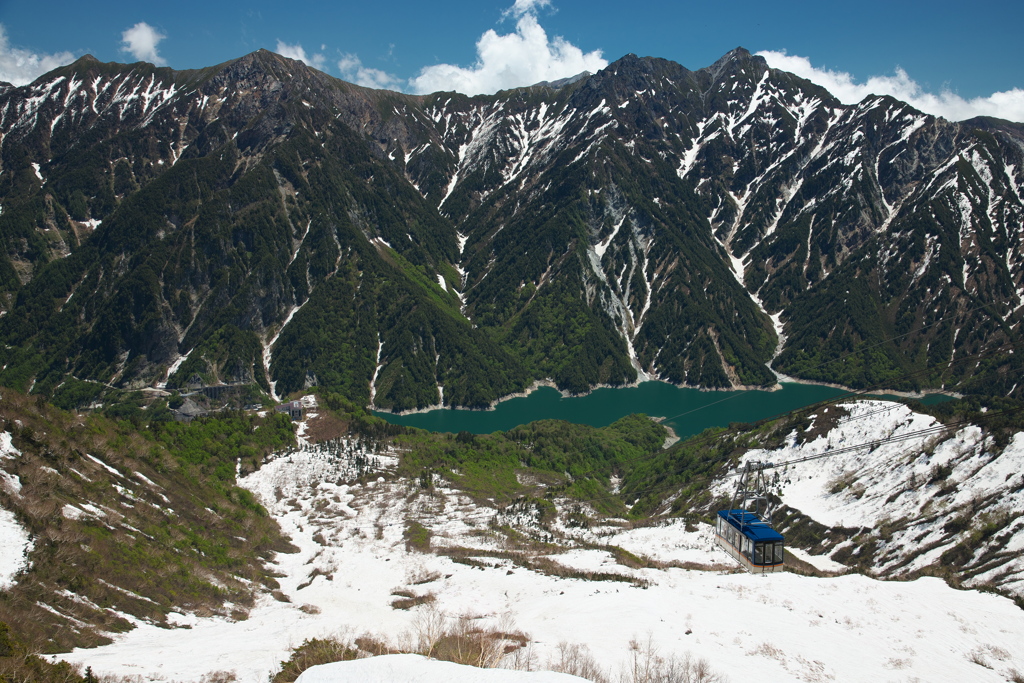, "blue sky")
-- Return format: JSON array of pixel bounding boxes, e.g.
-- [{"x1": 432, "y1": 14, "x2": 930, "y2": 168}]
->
[{"x1": 2, "y1": 0, "x2": 1022, "y2": 120}]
